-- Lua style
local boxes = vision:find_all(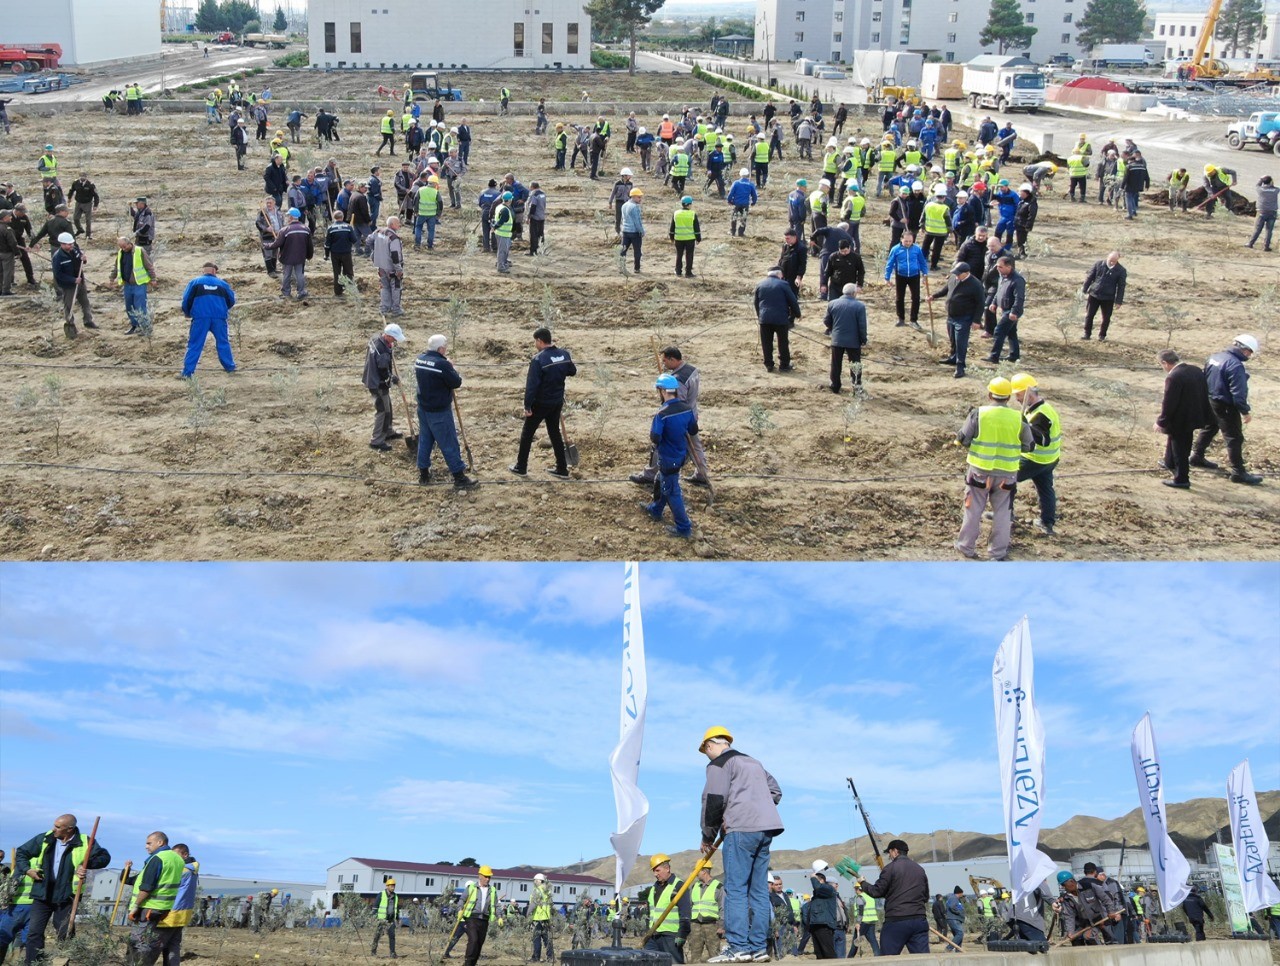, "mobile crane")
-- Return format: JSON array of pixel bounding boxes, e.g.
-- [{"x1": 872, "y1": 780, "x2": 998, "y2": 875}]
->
[{"x1": 1185, "y1": 0, "x2": 1278, "y2": 84}]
